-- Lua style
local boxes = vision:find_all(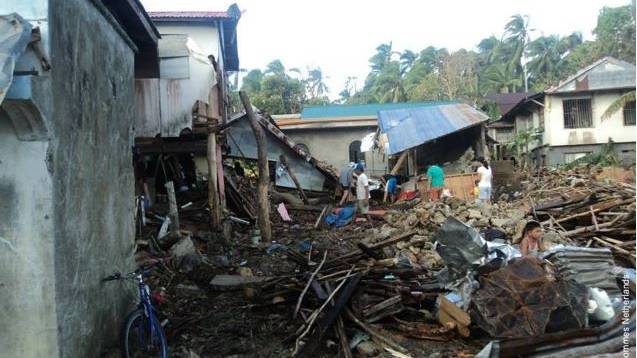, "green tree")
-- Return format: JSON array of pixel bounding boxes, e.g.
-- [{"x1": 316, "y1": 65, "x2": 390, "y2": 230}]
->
[
  {"x1": 240, "y1": 60, "x2": 306, "y2": 114},
  {"x1": 594, "y1": 3, "x2": 636, "y2": 63},
  {"x1": 484, "y1": 63, "x2": 522, "y2": 93},
  {"x1": 369, "y1": 42, "x2": 395, "y2": 73},
  {"x1": 399, "y1": 50, "x2": 418, "y2": 74},
  {"x1": 504, "y1": 14, "x2": 533, "y2": 91},
  {"x1": 241, "y1": 69, "x2": 264, "y2": 93},
  {"x1": 306, "y1": 68, "x2": 329, "y2": 98}
]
